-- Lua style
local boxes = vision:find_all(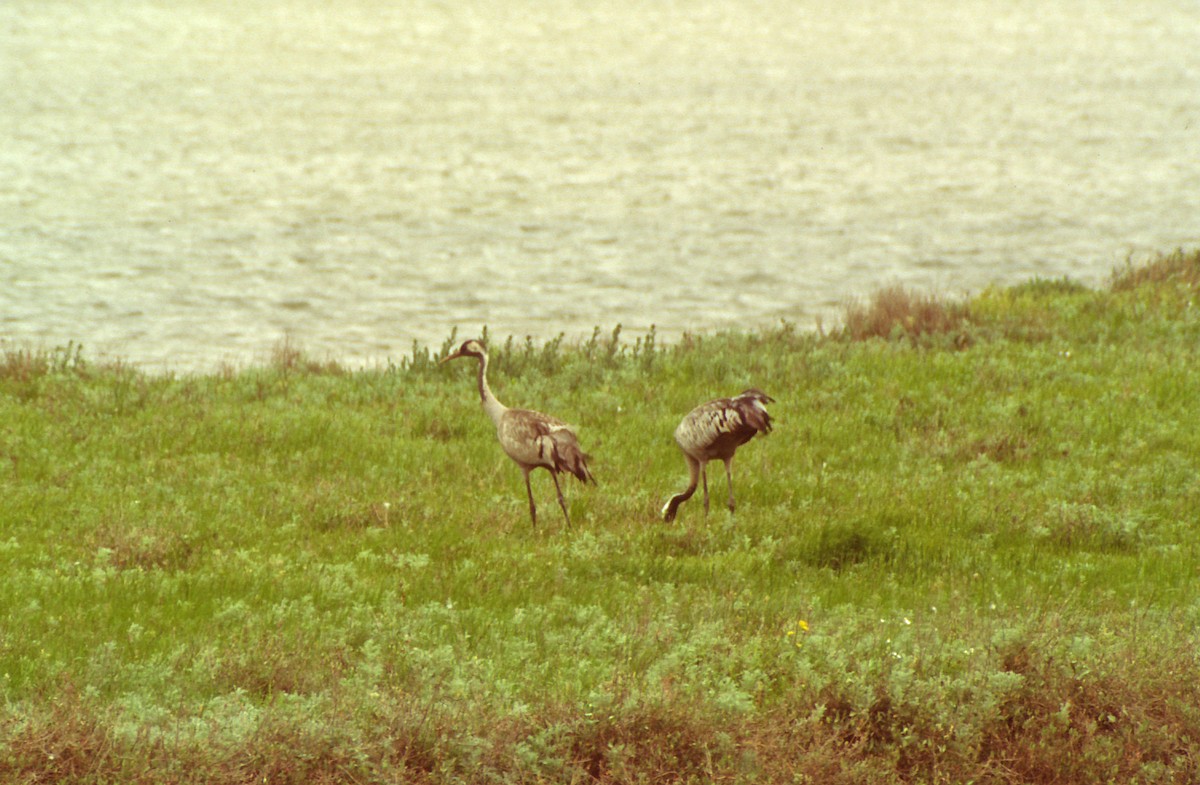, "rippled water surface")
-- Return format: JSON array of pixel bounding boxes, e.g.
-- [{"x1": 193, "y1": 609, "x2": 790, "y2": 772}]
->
[{"x1": 4, "y1": 0, "x2": 1198, "y2": 370}]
